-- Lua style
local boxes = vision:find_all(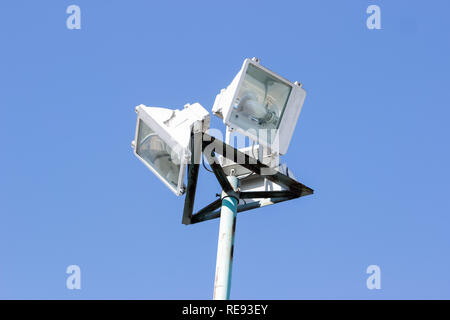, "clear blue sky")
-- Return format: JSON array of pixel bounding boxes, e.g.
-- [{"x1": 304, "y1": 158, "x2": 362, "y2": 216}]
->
[{"x1": 1, "y1": 0, "x2": 449, "y2": 299}]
